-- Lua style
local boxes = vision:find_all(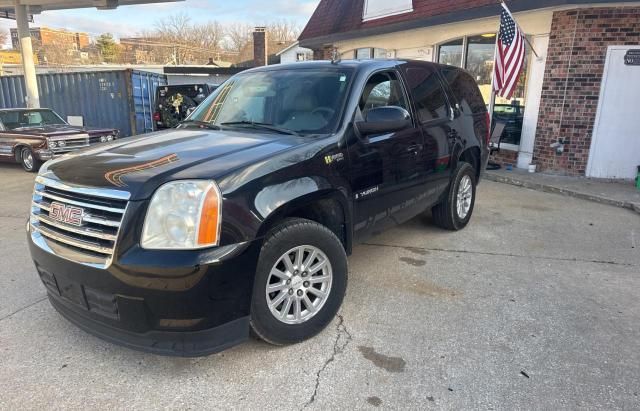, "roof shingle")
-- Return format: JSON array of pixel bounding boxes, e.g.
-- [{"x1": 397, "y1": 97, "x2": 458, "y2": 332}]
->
[{"x1": 299, "y1": 0, "x2": 500, "y2": 43}]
